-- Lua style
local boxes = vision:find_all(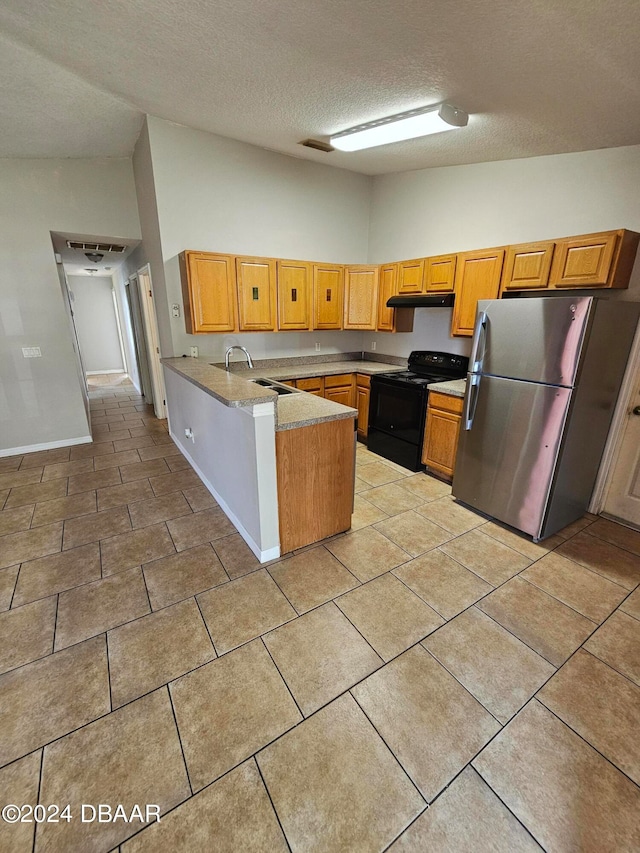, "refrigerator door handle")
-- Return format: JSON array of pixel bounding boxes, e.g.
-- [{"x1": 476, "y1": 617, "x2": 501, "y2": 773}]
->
[
  {"x1": 470, "y1": 310, "x2": 488, "y2": 373},
  {"x1": 464, "y1": 374, "x2": 481, "y2": 430}
]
